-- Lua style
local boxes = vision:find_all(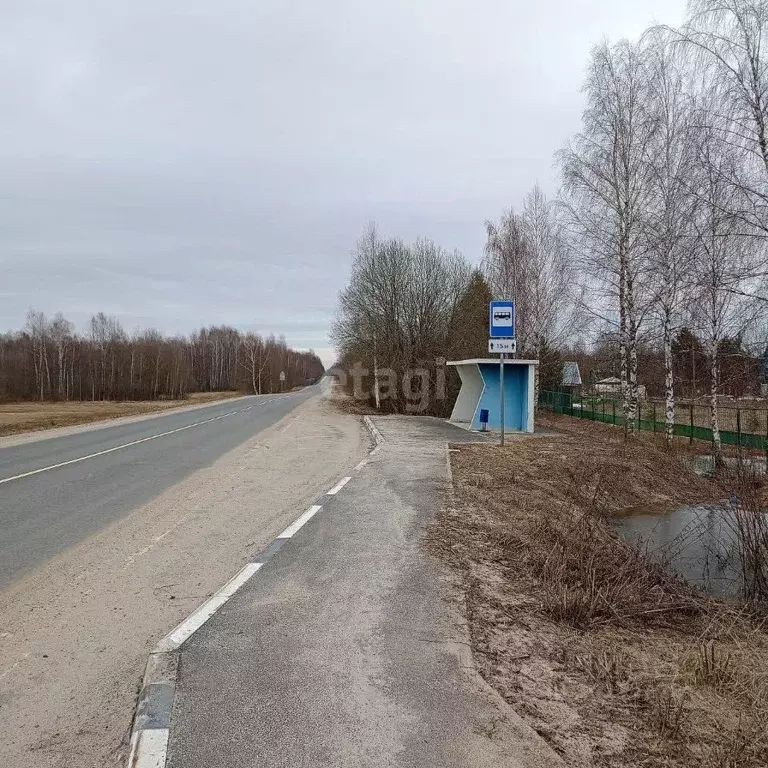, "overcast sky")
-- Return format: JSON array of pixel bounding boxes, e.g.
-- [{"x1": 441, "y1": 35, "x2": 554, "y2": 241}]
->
[{"x1": 1, "y1": 0, "x2": 686, "y2": 366}]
